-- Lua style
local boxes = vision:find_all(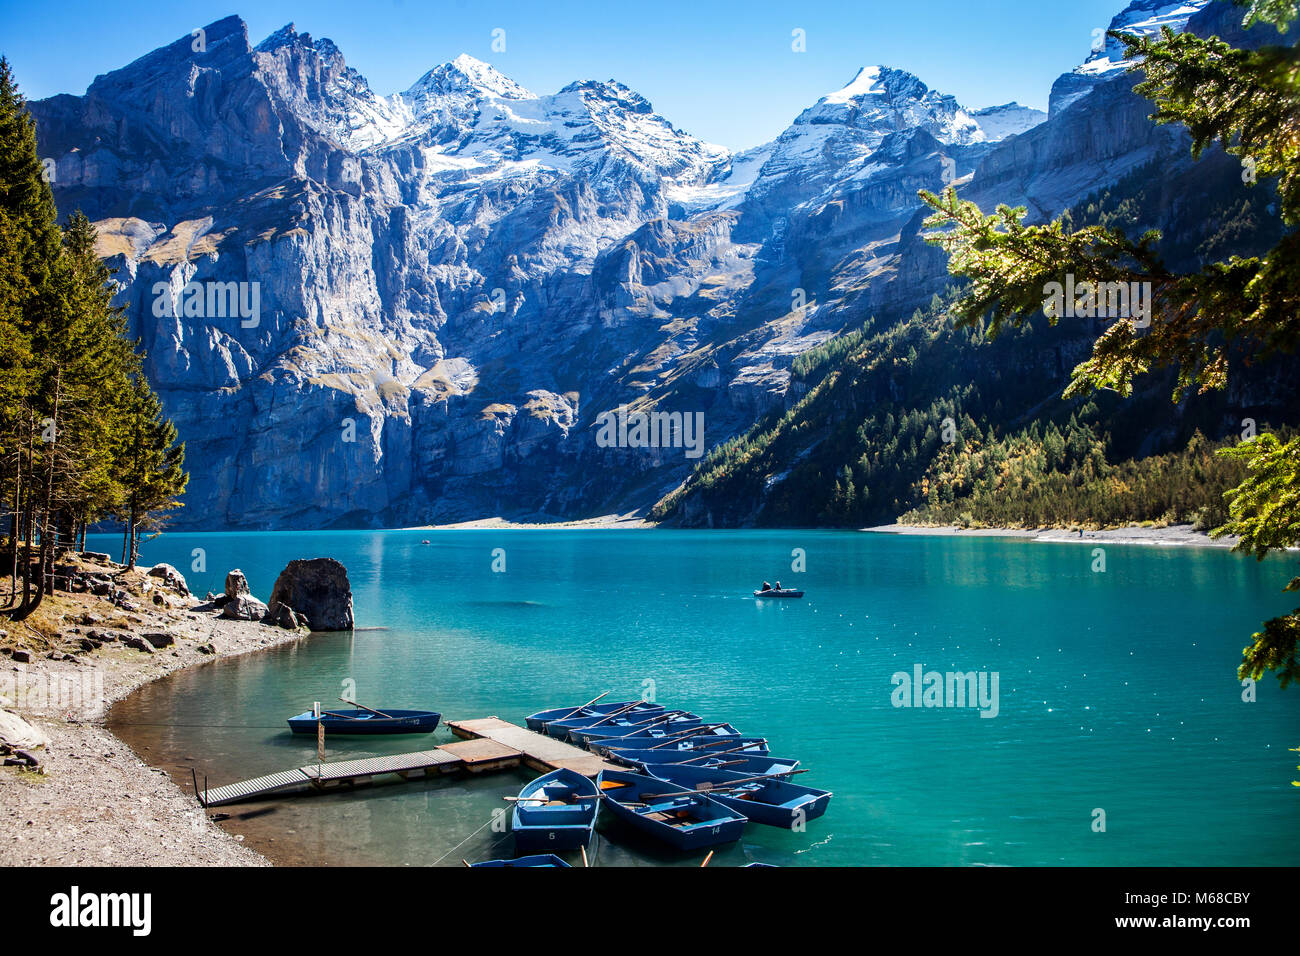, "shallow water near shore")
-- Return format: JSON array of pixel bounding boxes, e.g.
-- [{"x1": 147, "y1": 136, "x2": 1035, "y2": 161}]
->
[{"x1": 102, "y1": 529, "x2": 1300, "y2": 866}]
